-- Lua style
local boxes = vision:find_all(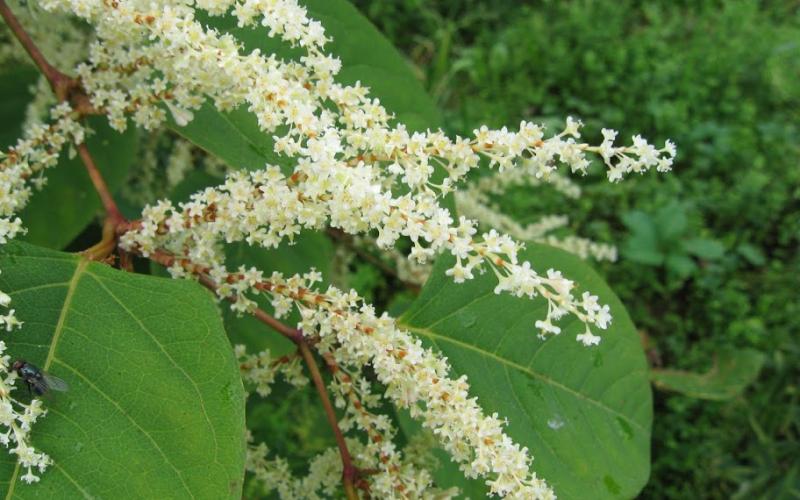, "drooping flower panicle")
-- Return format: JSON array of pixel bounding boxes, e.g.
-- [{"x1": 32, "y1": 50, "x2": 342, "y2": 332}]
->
[{"x1": 35, "y1": 0, "x2": 674, "y2": 342}]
